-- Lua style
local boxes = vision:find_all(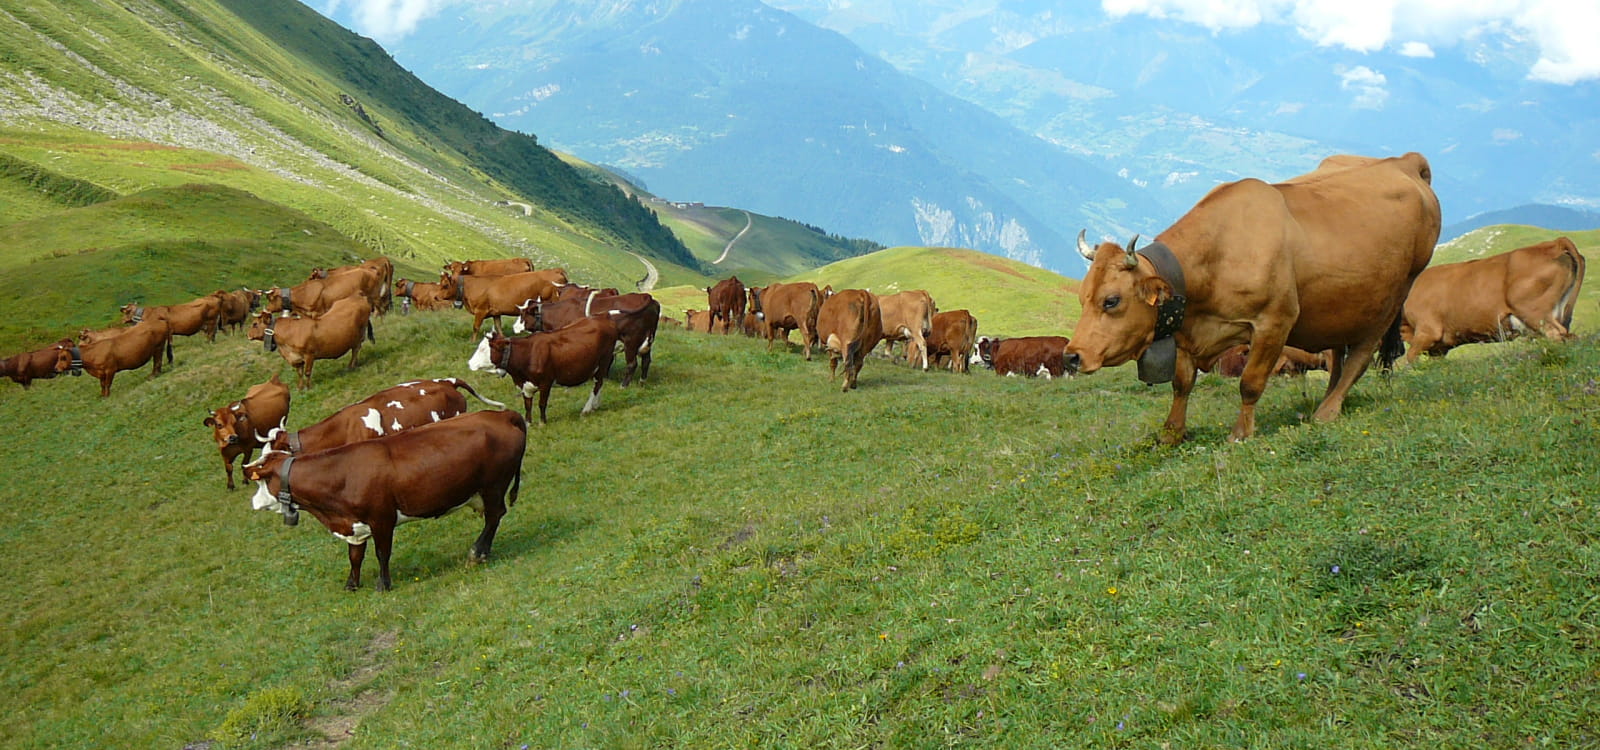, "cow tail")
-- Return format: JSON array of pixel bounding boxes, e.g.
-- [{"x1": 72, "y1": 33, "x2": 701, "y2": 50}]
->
[
  {"x1": 1557, "y1": 239, "x2": 1585, "y2": 328},
  {"x1": 366, "y1": 320, "x2": 375, "y2": 343},
  {"x1": 449, "y1": 377, "x2": 506, "y2": 410},
  {"x1": 508, "y1": 449, "x2": 523, "y2": 508},
  {"x1": 1378, "y1": 311, "x2": 1405, "y2": 372}
]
